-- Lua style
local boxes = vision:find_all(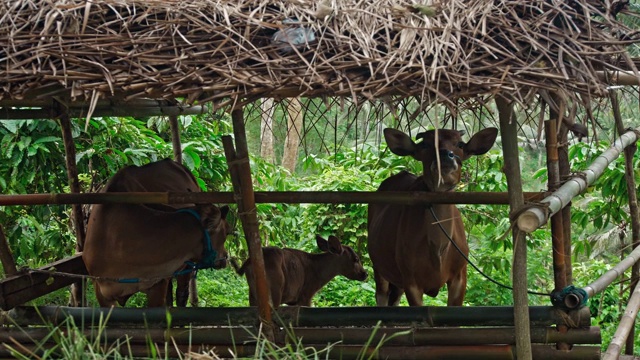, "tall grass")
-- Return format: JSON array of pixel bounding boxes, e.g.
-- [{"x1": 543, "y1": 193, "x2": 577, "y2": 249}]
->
[{"x1": 5, "y1": 313, "x2": 406, "y2": 360}]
